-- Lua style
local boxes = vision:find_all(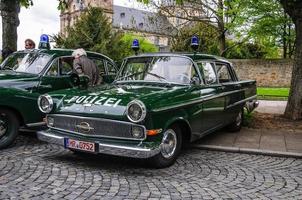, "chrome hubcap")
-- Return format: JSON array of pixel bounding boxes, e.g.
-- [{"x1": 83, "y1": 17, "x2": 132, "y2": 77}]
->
[
  {"x1": 160, "y1": 129, "x2": 177, "y2": 159},
  {"x1": 236, "y1": 111, "x2": 242, "y2": 127},
  {"x1": 0, "y1": 114, "x2": 8, "y2": 138}
]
